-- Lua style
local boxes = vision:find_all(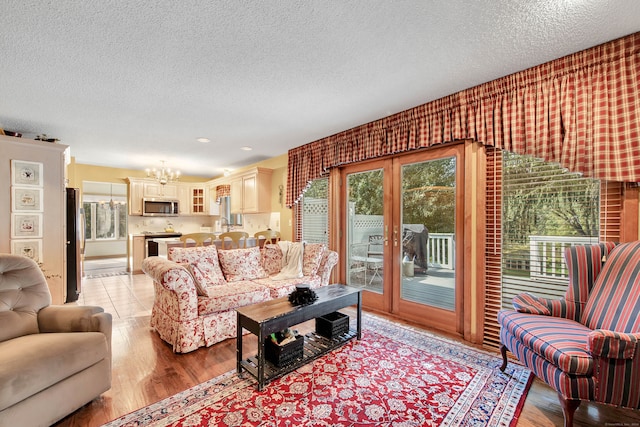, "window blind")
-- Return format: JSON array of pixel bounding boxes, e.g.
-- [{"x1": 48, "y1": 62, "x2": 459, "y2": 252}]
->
[{"x1": 483, "y1": 150, "x2": 623, "y2": 350}]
